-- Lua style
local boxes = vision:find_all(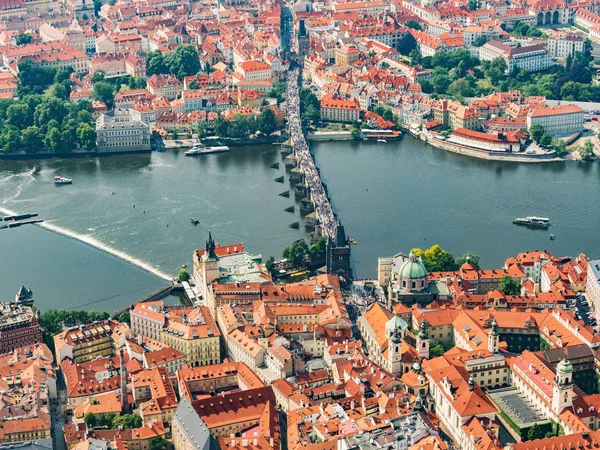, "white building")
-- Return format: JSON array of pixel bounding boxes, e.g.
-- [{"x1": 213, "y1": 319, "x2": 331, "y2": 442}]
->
[
  {"x1": 587, "y1": 260, "x2": 600, "y2": 321},
  {"x1": 96, "y1": 108, "x2": 151, "y2": 153},
  {"x1": 479, "y1": 40, "x2": 555, "y2": 73},
  {"x1": 546, "y1": 31, "x2": 584, "y2": 59},
  {"x1": 526, "y1": 104, "x2": 585, "y2": 137}
]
